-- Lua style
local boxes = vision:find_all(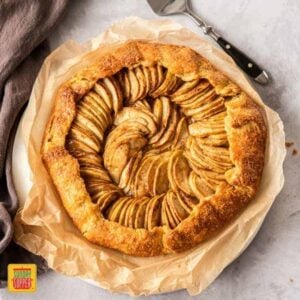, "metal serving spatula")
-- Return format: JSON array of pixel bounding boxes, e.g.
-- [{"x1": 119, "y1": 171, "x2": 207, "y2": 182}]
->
[{"x1": 147, "y1": 0, "x2": 269, "y2": 84}]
